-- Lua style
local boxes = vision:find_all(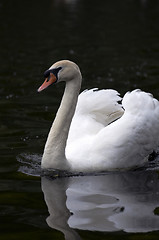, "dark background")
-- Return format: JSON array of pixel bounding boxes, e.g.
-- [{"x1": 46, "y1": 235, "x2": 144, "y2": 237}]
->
[{"x1": 0, "y1": 0, "x2": 159, "y2": 239}]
